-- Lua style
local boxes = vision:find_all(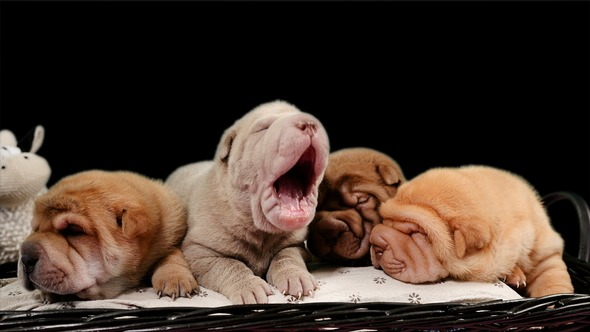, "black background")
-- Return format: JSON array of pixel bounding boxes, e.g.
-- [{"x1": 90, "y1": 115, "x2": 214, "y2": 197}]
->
[{"x1": 1, "y1": 1, "x2": 588, "y2": 257}]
